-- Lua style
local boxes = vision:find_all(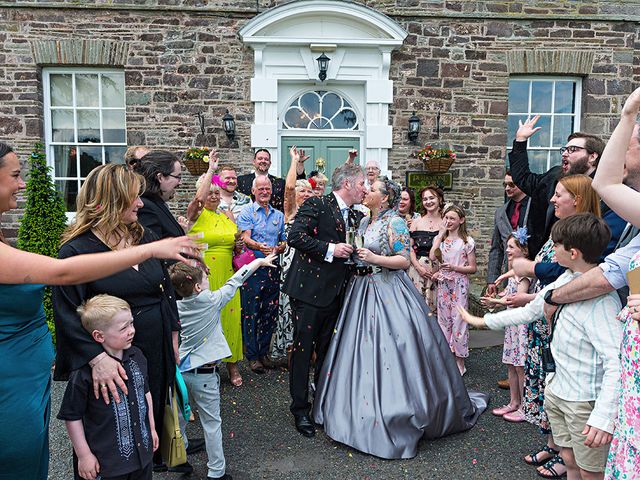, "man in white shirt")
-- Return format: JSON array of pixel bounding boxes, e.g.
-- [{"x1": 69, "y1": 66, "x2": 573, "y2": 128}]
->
[{"x1": 217, "y1": 164, "x2": 251, "y2": 219}]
